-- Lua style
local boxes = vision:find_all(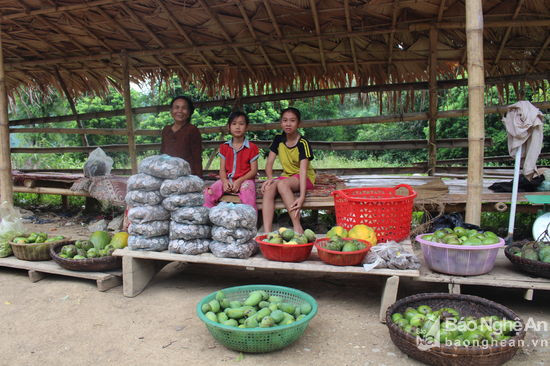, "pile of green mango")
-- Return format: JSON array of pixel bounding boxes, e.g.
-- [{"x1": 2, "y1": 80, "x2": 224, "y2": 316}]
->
[
  {"x1": 201, "y1": 289, "x2": 312, "y2": 328},
  {"x1": 510, "y1": 242, "x2": 550, "y2": 263},
  {"x1": 58, "y1": 230, "x2": 126, "y2": 259},
  {"x1": 323, "y1": 236, "x2": 367, "y2": 252},
  {"x1": 392, "y1": 305, "x2": 518, "y2": 347},
  {"x1": 12, "y1": 232, "x2": 65, "y2": 244},
  {"x1": 264, "y1": 228, "x2": 316, "y2": 245},
  {"x1": 423, "y1": 227, "x2": 500, "y2": 246}
]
